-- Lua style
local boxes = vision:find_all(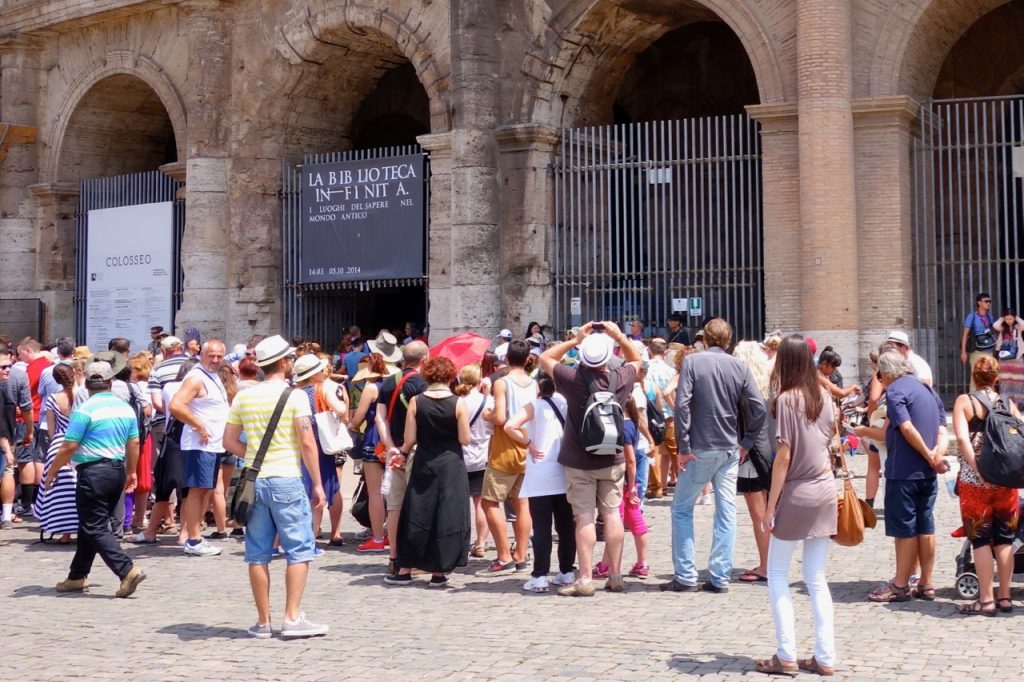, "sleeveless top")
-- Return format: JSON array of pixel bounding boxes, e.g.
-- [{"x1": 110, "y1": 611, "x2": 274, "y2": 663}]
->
[
  {"x1": 961, "y1": 390, "x2": 996, "y2": 489},
  {"x1": 414, "y1": 394, "x2": 461, "y2": 459},
  {"x1": 180, "y1": 366, "x2": 229, "y2": 453},
  {"x1": 502, "y1": 375, "x2": 538, "y2": 421}
]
